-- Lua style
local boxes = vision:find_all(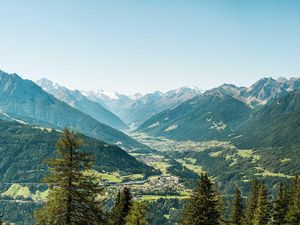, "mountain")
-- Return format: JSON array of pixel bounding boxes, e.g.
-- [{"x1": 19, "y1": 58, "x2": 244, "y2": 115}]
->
[
  {"x1": 81, "y1": 90, "x2": 135, "y2": 122},
  {"x1": 137, "y1": 91, "x2": 252, "y2": 141},
  {"x1": 83, "y1": 87, "x2": 202, "y2": 127},
  {"x1": 233, "y1": 89, "x2": 300, "y2": 148},
  {"x1": 0, "y1": 119, "x2": 156, "y2": 183},
  {"x1": 136, "y1": 76, "x2": 300, "y2": 142},
  {"x1": 214, "y1": 77, "x2": 300, "y2": 108},
  {"x1": 36, "y1": 78, "x2": 128, "y2": 130},
  {"x1": 0, "y1": 70, "x2": 146, "y2": 150}
]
